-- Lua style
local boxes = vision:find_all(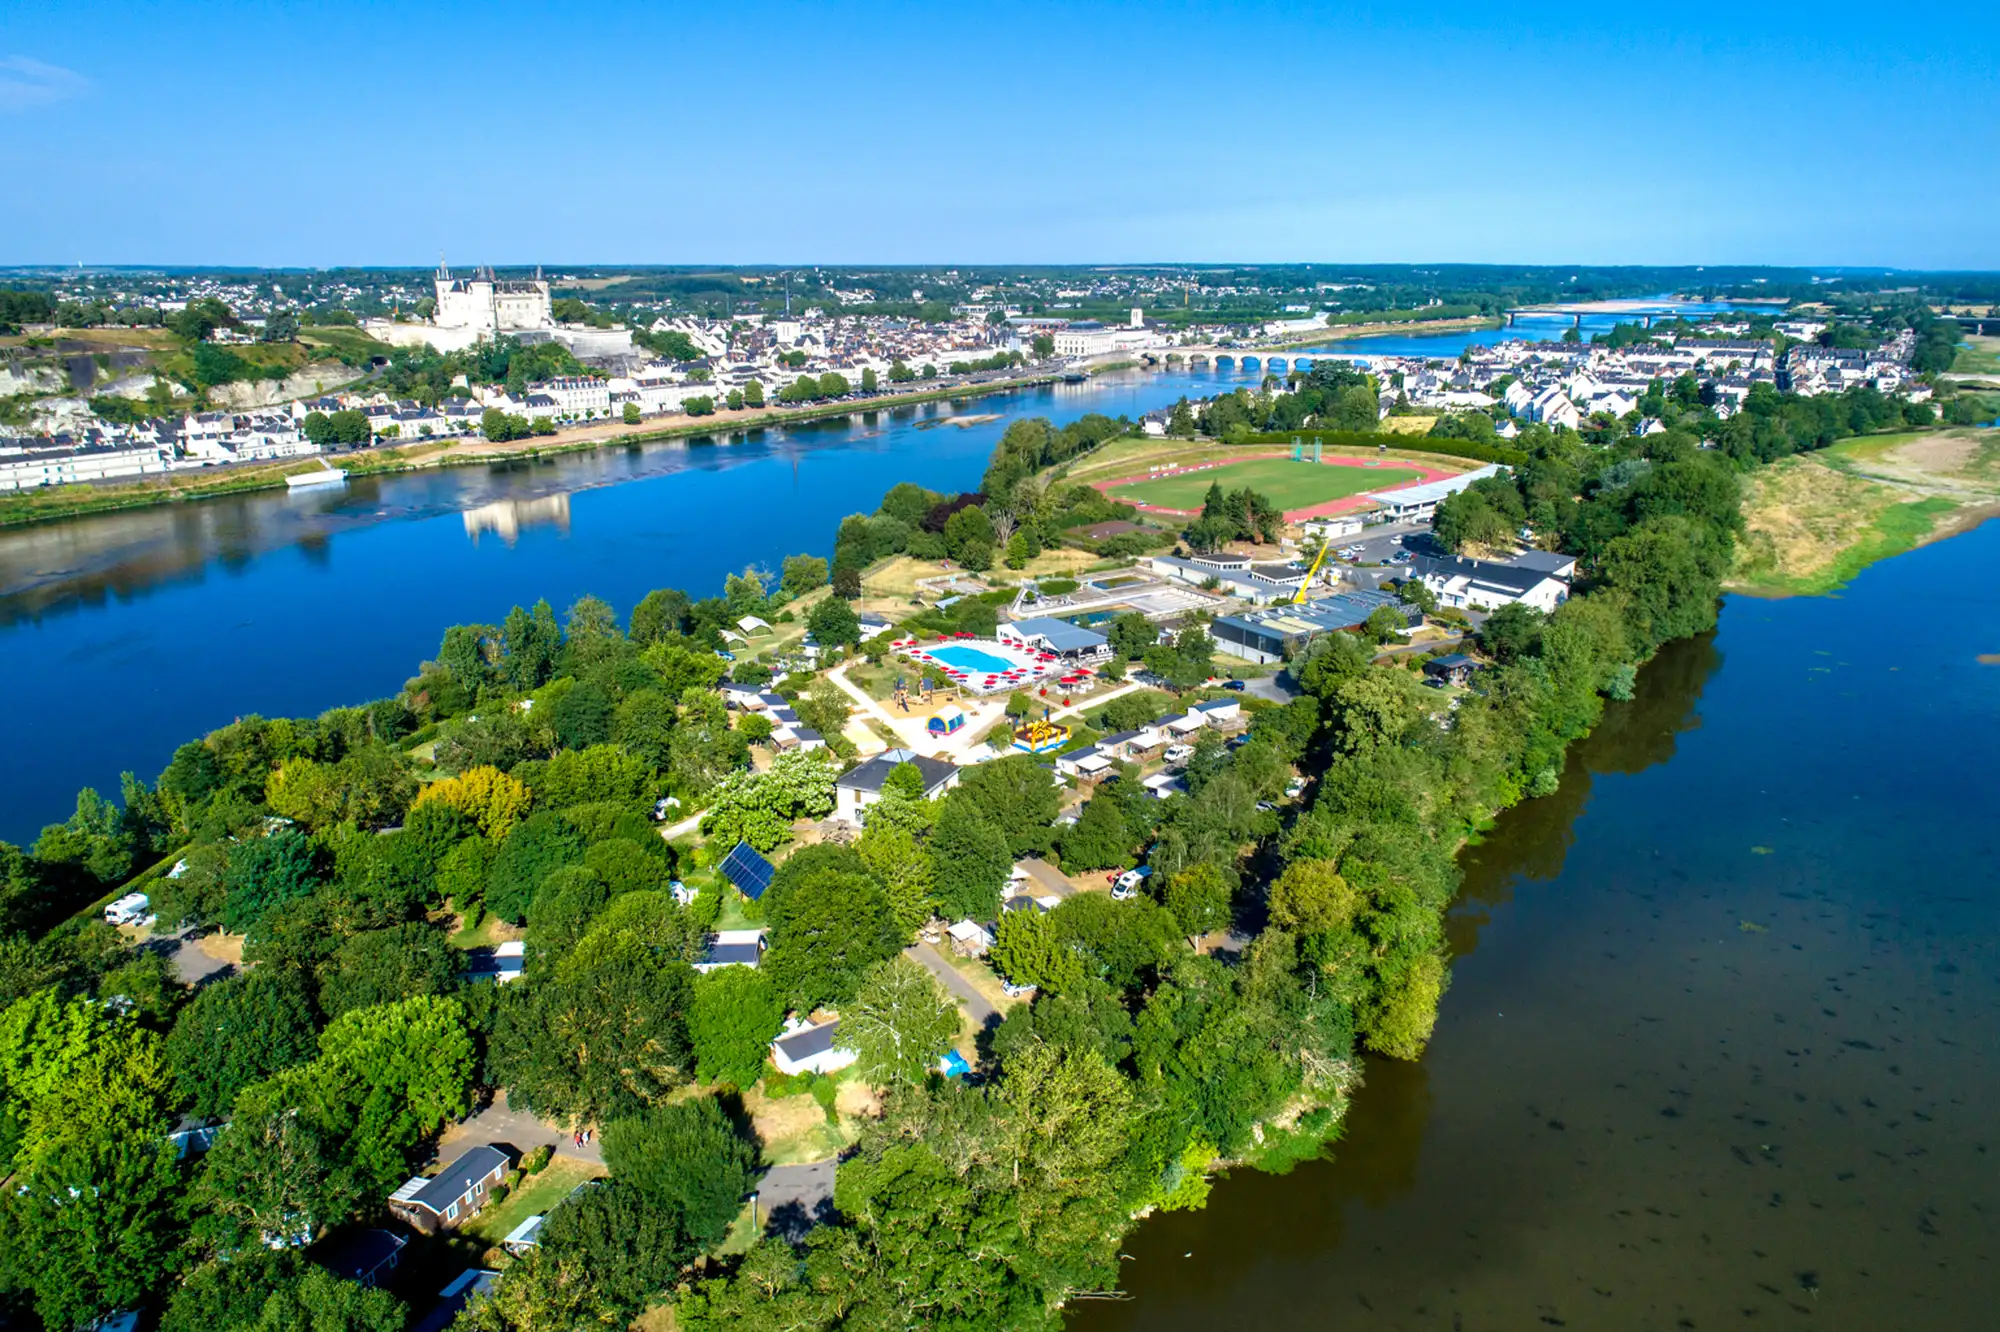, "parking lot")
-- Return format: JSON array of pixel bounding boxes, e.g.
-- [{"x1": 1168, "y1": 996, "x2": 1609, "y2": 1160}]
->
[{"x1": 1329, "y1": 520, "x2": 1430, "y2": 568}]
